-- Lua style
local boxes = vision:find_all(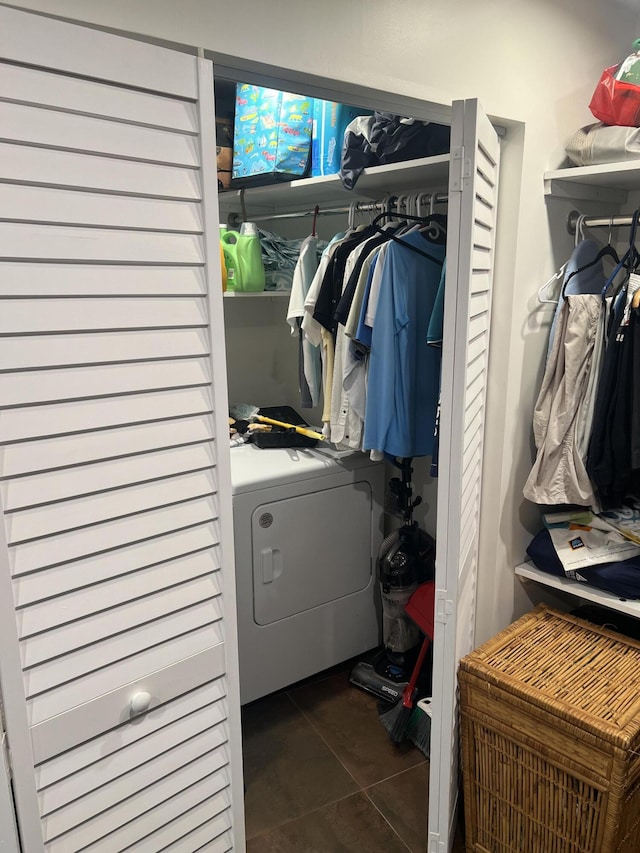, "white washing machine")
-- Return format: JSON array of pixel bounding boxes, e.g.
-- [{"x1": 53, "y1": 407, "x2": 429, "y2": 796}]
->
[{"x1": 230, "y1": 443, "x2": 384, "y2": 704}]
